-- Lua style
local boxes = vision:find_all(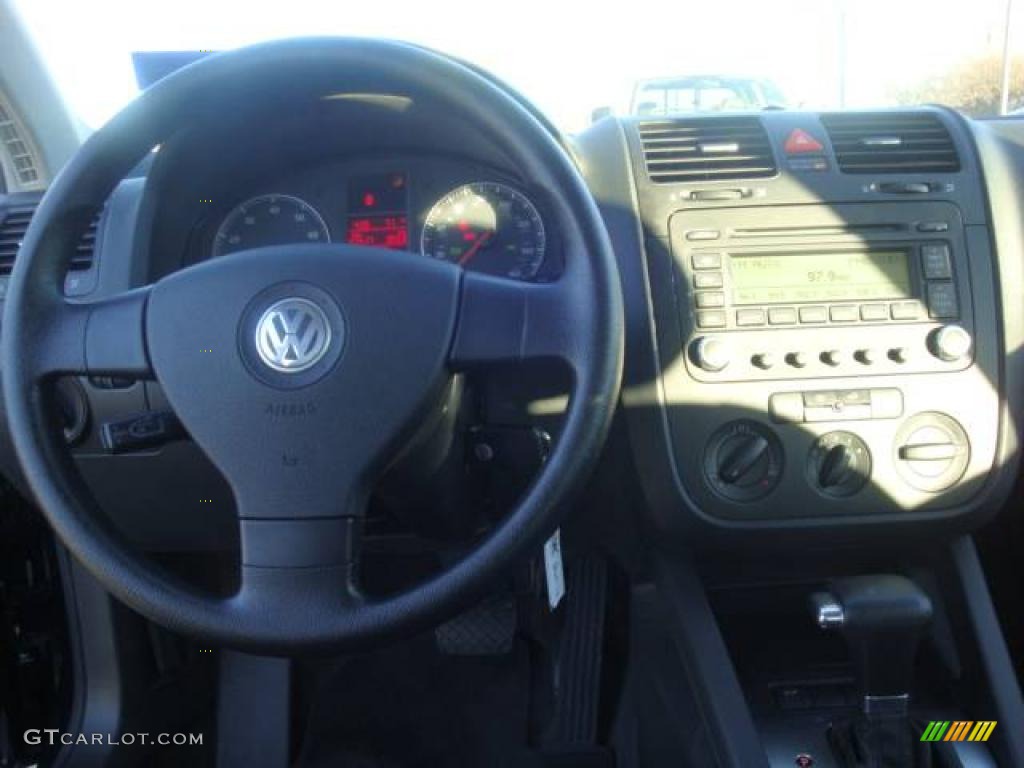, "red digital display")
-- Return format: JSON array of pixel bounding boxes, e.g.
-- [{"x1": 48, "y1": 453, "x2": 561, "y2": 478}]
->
[{"x1": 346, "y1": 215, "x2": 409, "y2": 250}]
